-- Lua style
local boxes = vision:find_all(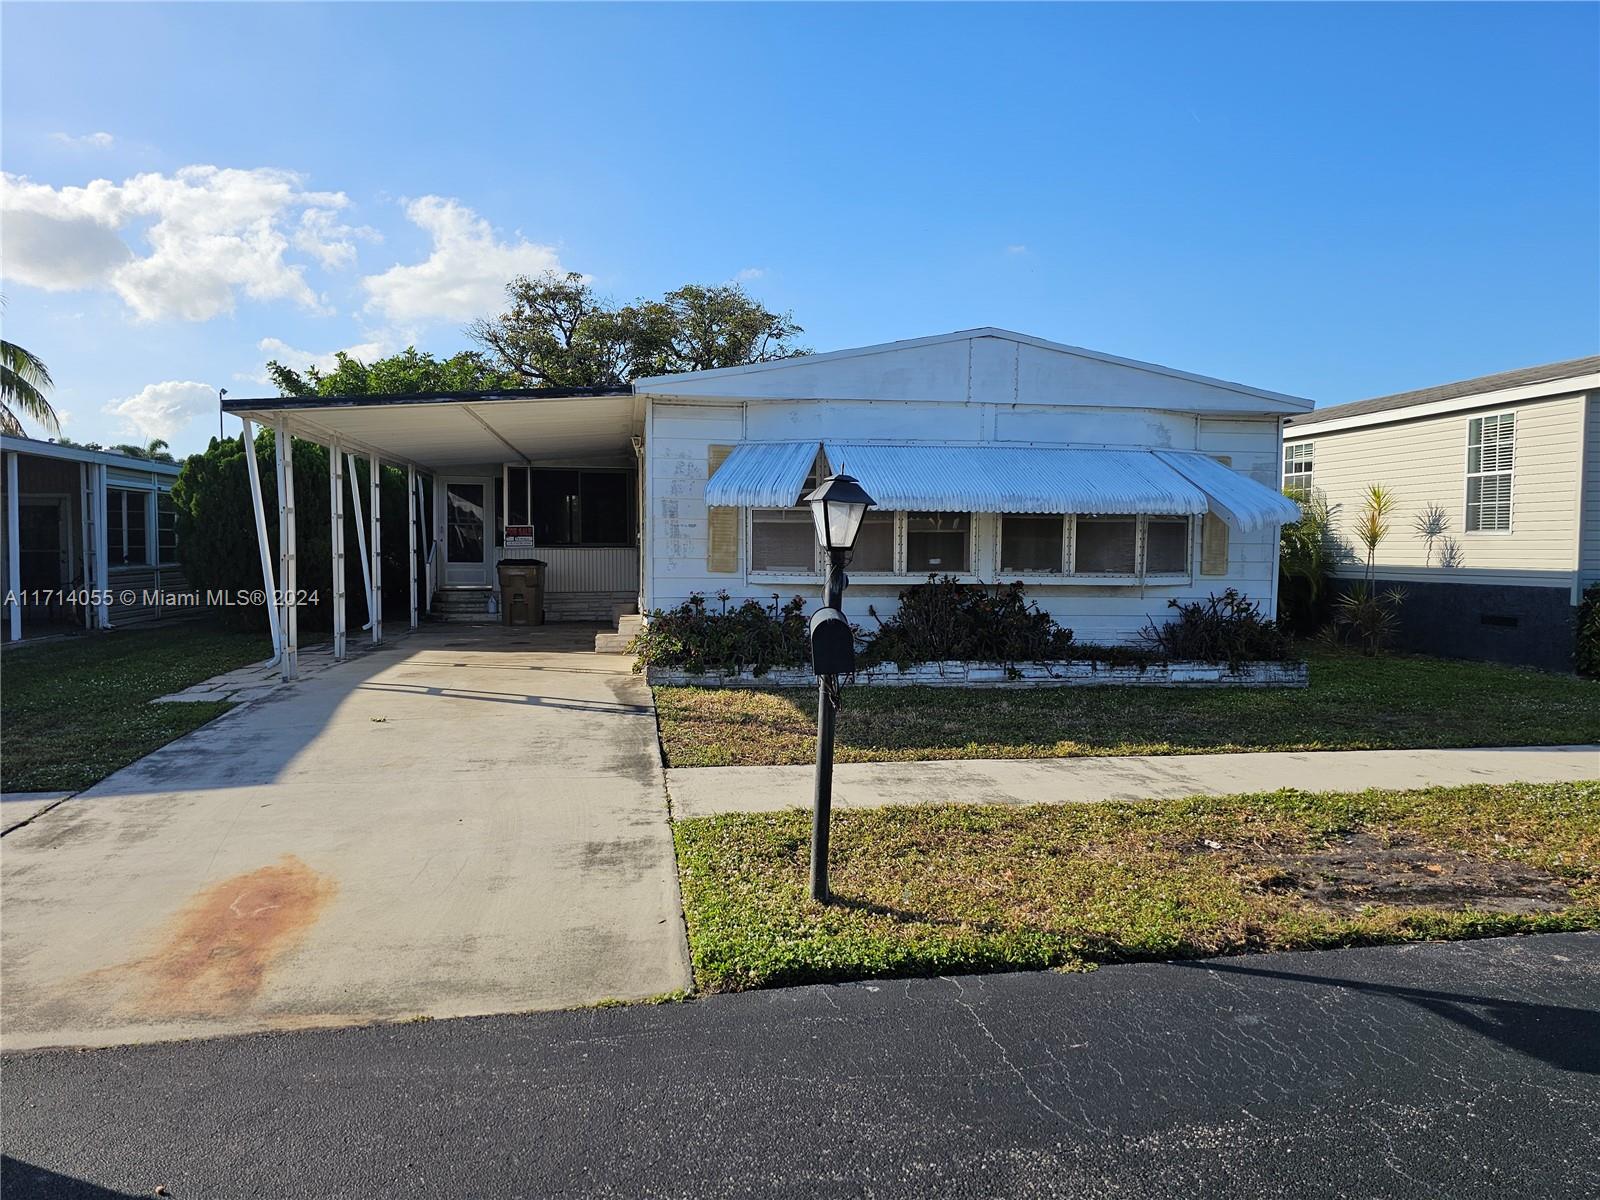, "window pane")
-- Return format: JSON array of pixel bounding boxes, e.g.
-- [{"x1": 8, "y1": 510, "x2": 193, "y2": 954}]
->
[
  {"x1": 446, "y1": 483, "x2": 486, "y2": 563},
  {"x1": 580, "y1": 473, "x2": 630, "y2": 545},
  {"x1": 532, "y1": 470, "x2": 580, "y2": 545},
  {"x1": 1000, "y1": 516, "x2": 1064, "y2": 573},
  {"x1": 1074, "y1": 517, "x2": 1137, "y2": 574},
  {"x1": 906, "y1": 512, "x2": 969, "y2": 573},
  {"x1": 1145, "y1": 518, "x2": 1189, "y2": 574},
  {"x1": 107, "y1": 491, "x2": 127, "y2": 566},
  {"x1": 506, "y1": 467, "x2": 530, "y2": 526},
  {"x1": 752, "y1": 509, "x2": 816, "y2": 572},
  {"x1": 850, "y1": 510, "x2": 895, "y2": 571},
  {"x1": 157, "y1": 494, "x2": 178, "y2": 565}
]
